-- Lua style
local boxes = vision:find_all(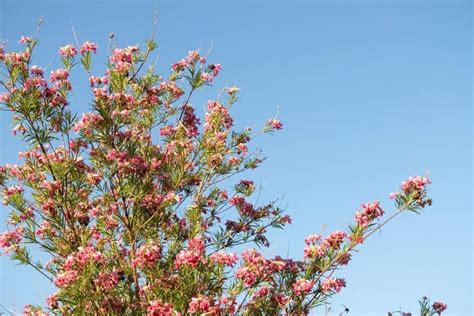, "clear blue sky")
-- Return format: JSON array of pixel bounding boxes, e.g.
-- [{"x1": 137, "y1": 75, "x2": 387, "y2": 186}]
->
[{"x1": 0, "y1": 1, "x2": 472, "y2": 315}]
